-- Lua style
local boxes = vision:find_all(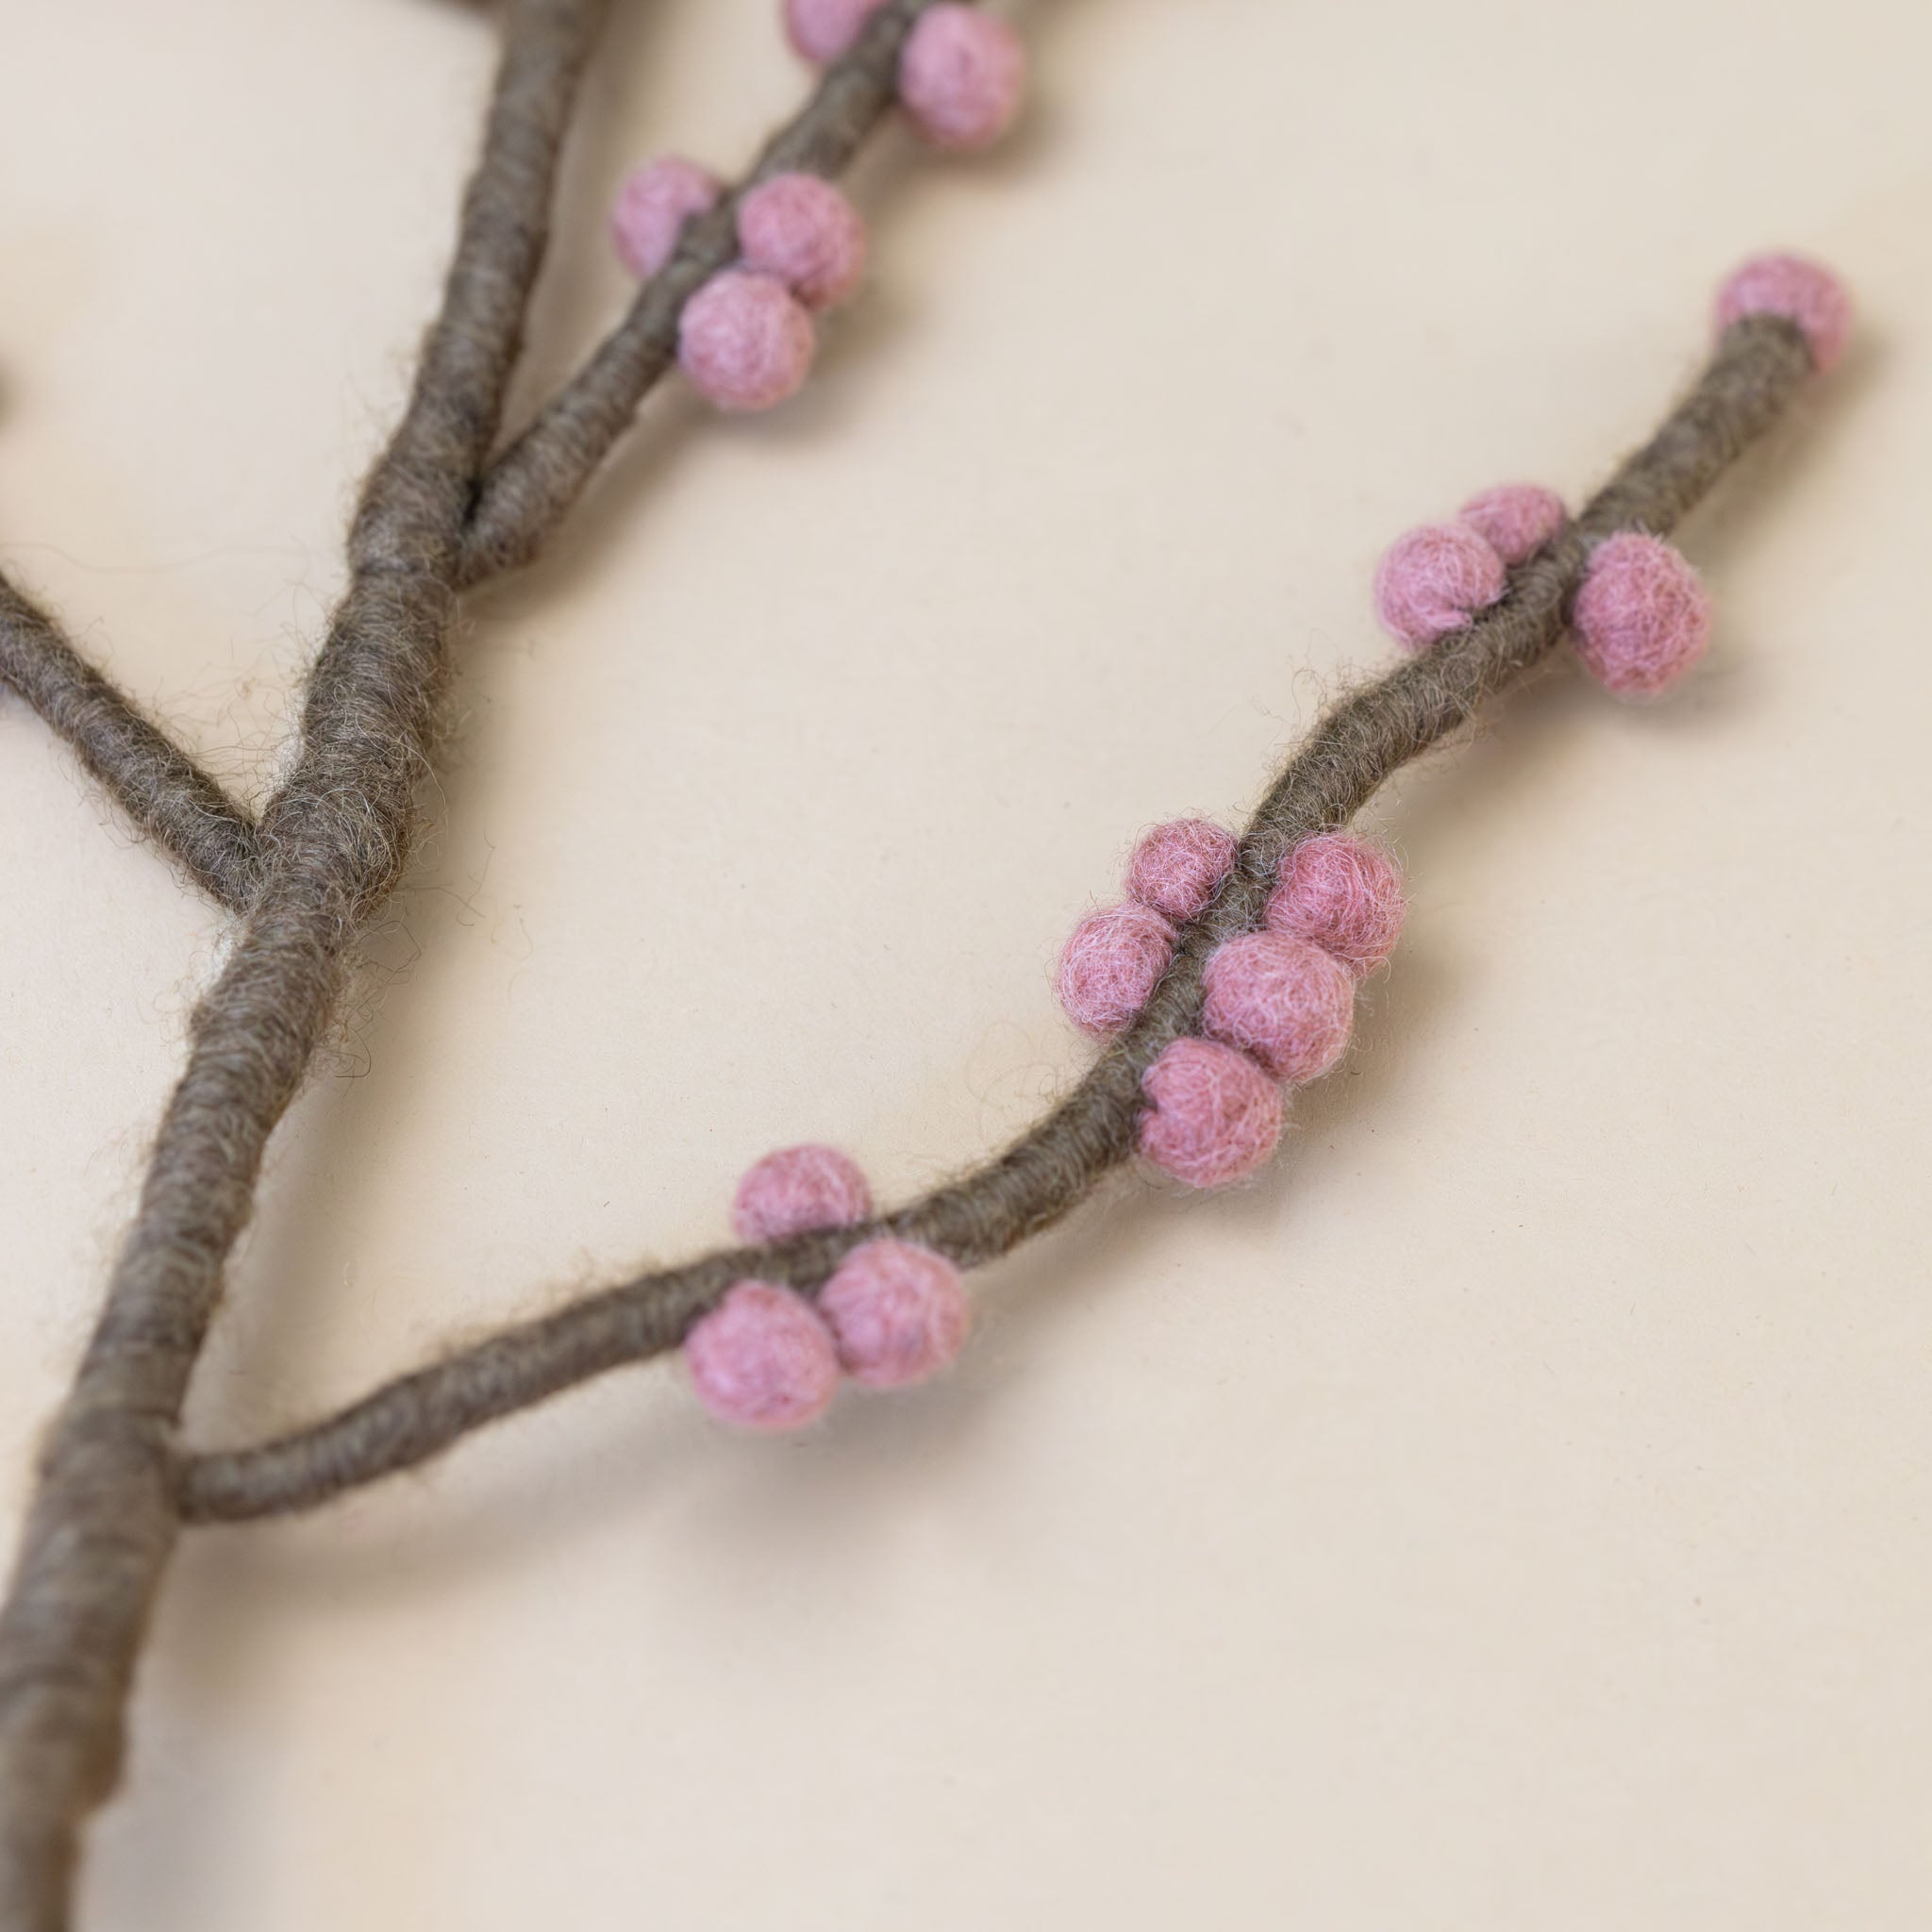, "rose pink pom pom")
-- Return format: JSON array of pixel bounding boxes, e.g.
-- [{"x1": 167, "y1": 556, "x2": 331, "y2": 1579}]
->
[
  {"x1": 678, "y1": 270, "x2": 816, "y2": 412},
  {"x1": 1139, "y1": 1038, "x2": 1283, "y2": 1190},
  {"x1": 1715, "y1": 252, "x2": 1852, "y2": 375},
  {"x1": 1570, "y1": 532, "x2": 1711, "y2": 699},
  {"x1": 1265, "y1": 834, "x2": 1405, "y2": 978},
  {"x1": 737, "y1": 173, "x2": 868, "y2": 310},
  {"x1": 818, "y1": 1239, "x2": 970, "y2": 1388},
  {"x1": 1373, "y1": 521, "x2": 1508, "y2": 650},
  {"x1": 1457, "y1": 484, "x2": 1568, "y2": 567},
  {"x1": 1124, "y1": 818, "x2": 1239, "y2": 924},
  {"x1": 898, "y1": 5, "x2": 1025, "y2": 151},
  {"x1": 731, "y1": 1144, "x2": 874, "y2": 1244},
  {"x1": 610, "y1": 156, "x2": 722, "y2": 281},
  {"x1": 1056, "y1": 902, "x2": 1174, "y2": 1038},
  {"x1": 1201, "y1": 931, "x2": 1357, "y2": 1085},
  {"x1": 686, "y1": 1280, "x2": 840, "y2": 1431},
  {"x1": 784, "y1": 0, "x2": 891, "y2": 62}
]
